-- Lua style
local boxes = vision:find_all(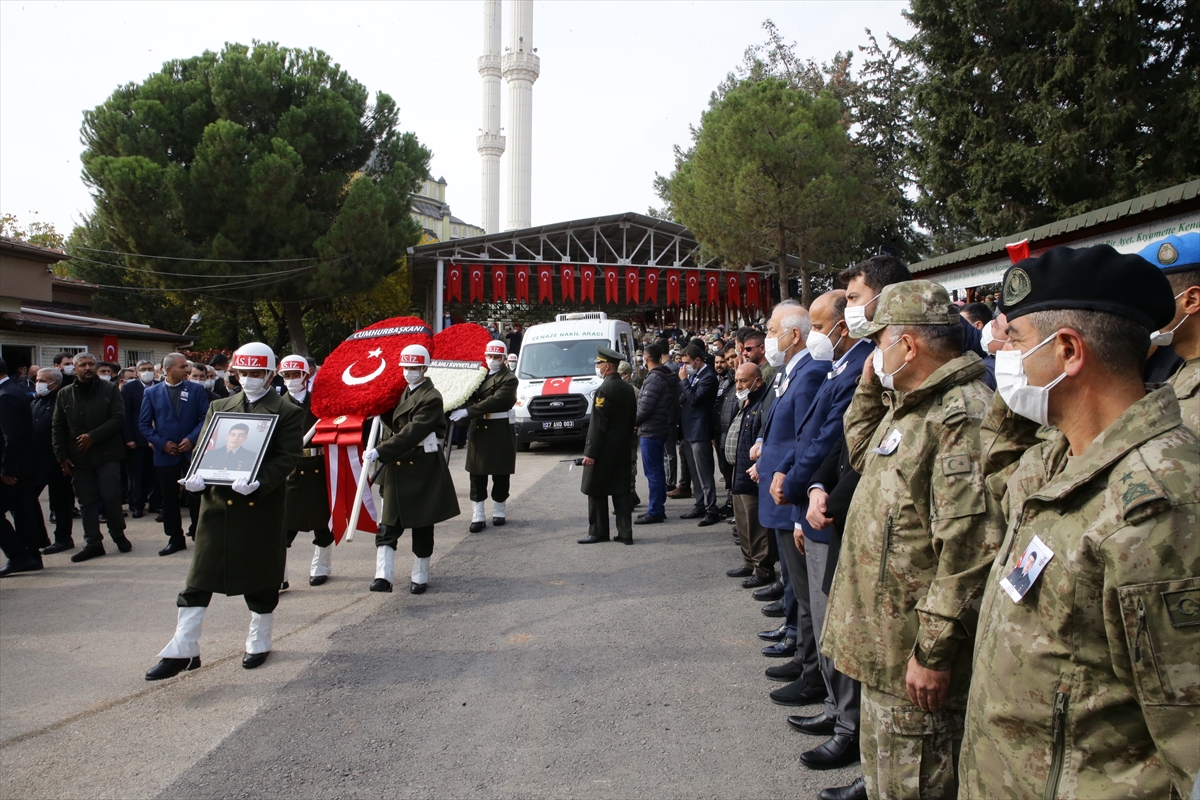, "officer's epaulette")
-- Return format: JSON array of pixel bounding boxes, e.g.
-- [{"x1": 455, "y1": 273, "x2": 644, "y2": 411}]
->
[
  {"x1": 1112, "y1": 452, "x2": 1171, "y2": 525},
  {"x1": 939, "y1": 385, "x2": 969, "y2": 425}
]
